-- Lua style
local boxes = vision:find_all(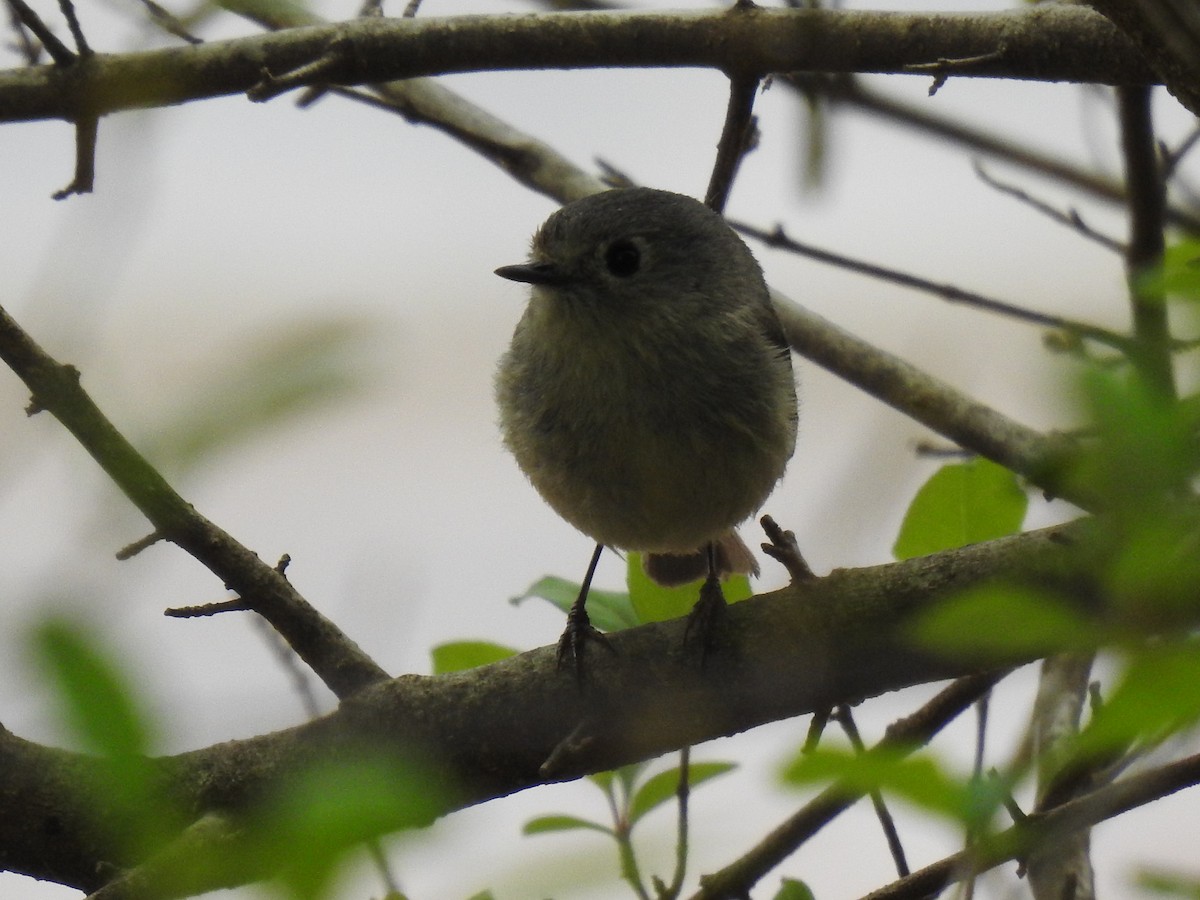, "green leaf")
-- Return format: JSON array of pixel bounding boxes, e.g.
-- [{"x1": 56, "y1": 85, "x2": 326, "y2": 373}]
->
[
  {"x1": 510, "y1": 575, "x2": 639, "y2": 633},
  {"x1": 260, "y1": 752, "x2": 447, "y2": 900},
  {"x1": 1137, "y1": 238, "x2": 1200, "y2": 302},
  {"x1": 915, "y1": 584, "x2": 1103, "y2": 662},
  {"x1": 774, "y1": 878, "x2": 817, "y2": 900},
  {"x1": 522, "y1": 814, "x2": 614, "y2": 837},
  {"x1": 1137, "y1": 867, "x2": 1200, "y2": 898},
  {"x1": 32, "y1": 618, "x2": 180, "y2": 859},
  {"x1": 1077, "y1": 643, "x2": 1200, "y2": 756},
  {"x1": 781, "y1": 746, "x2": 1001, "y2": 828},
  {"x1": 894, "y1": 457, "x2": 1027, "y2": 560},
  {"x1": 34, "y1": 618, "x2": 154, "y2": 759},
  {"x1": 627, "y1": 552, "x2": 752, "y2": 625},
  {"x1": 145, "y1": 315, "x2": 386, "y2": 472},
  {"x1": 1102, "y1": 513, "x2": 1200, "y2": 629},
  {"x1": 430, "y1": 641, "x2": 518, "y2": 674},
  {"x1": 1066, "y1": 370, "x2": 1200, "y2": 515},
  {"x1": 628, "y1": 761, "x2": 735, "y2": 827}
]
